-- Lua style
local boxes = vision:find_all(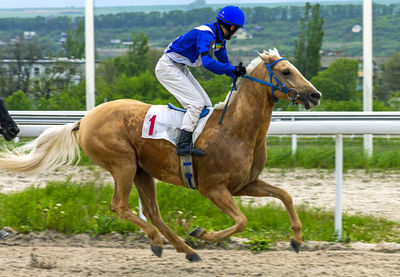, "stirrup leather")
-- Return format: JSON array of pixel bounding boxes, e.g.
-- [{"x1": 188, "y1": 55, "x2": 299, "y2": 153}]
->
[{"x1": 179, "y1": 155, "x2": 197, "y2": 190}]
